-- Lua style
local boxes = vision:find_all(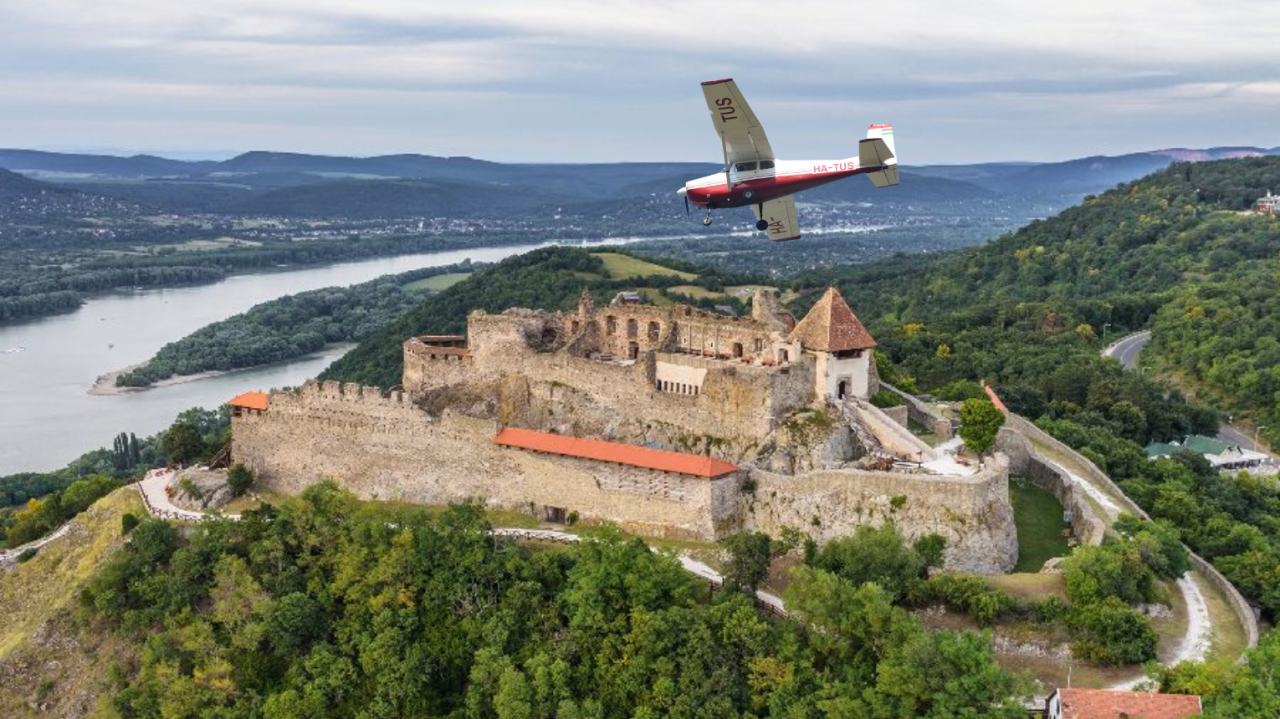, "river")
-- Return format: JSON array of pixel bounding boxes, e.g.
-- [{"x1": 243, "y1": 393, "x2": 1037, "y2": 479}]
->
[{"x1": 0, "y1": 239, "x2": 643, "y2": 474}]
